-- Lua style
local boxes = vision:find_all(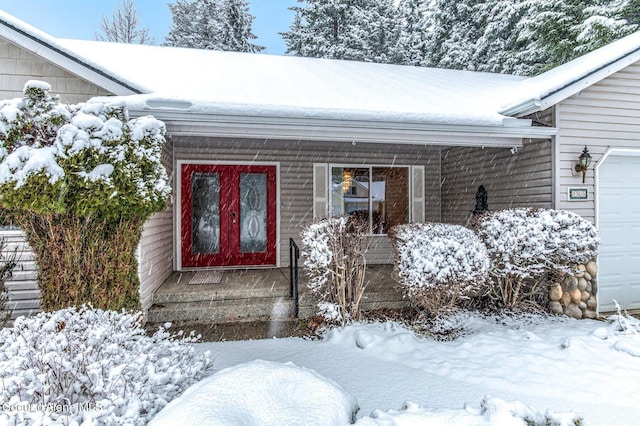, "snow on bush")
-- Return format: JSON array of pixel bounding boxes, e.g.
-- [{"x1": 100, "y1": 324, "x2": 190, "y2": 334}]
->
[
  {"x1": 0, "y1": 306, "x2": 213, "y2": 425},
  {"x1": 475, "y1": 208, "x2": 599, "y2": 279},
  {"x1": 301, "y1": 216, "x2": 367, "y2": 324},
  {"x1": 0, "y1": 80, "x2": 170, "y2": 219},
  {"x1": 474, "y1": 208, "x2": 599, "y2": 310},
  {"x1": 151, "y1": 360, "x2": 359, "y2": 426},
  {"x1": 390, "y1": 223, "x2": 490, "y2": 316}
]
